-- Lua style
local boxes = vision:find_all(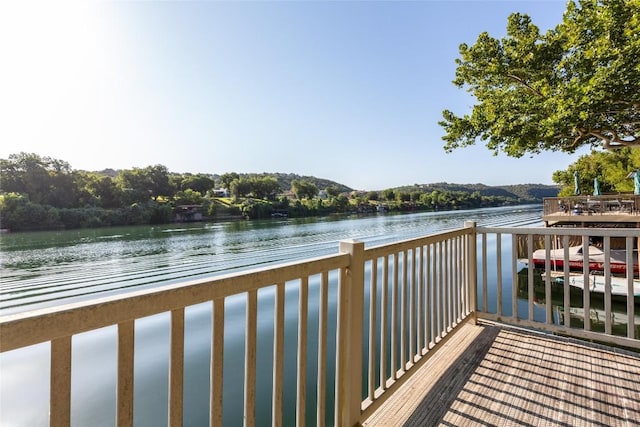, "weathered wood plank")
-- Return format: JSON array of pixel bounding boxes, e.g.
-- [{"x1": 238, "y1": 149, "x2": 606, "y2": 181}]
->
[{"x1": 362, "y1": 322, "x2": 640, "y2": 427}]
